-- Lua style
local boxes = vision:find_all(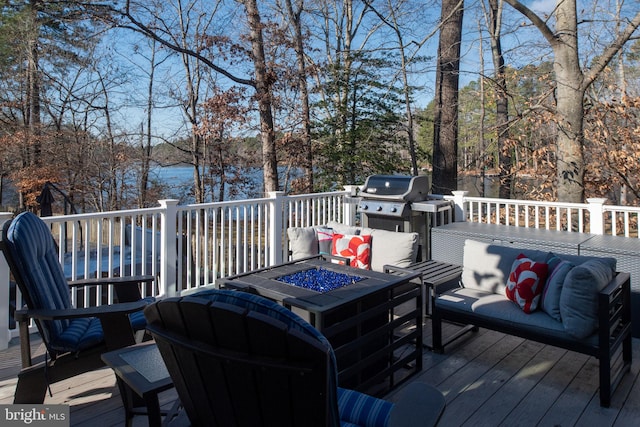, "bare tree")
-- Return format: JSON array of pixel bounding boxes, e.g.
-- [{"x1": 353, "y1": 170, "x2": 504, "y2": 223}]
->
[
  {"x1": 94, "y1": 0, "x2": 281, "y2": 194},
  {"x1": 242, "y1": 0, "x2": 279, "y2": 193},
  {"x1": 482, "y1": 0, "x2": 511, "y2": 199},
  {"x1": 503, "y1": 0, "x2": 640, "y2": 203},
  {"x1": 432, "y1": 0, "x2": 464, "y2": 194},
  {"x1": 363, "y1": 0, "x2": 424, "y2": 176},
  {"x1": 281, "y1": 0, "x2": 313, "y2": 192}
]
